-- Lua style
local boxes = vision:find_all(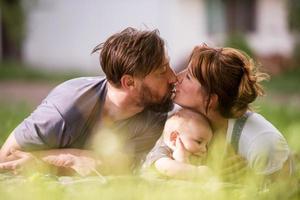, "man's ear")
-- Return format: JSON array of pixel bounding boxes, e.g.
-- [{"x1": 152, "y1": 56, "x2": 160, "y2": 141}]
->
[
  {"x1": 169, "y1": 131, "x2": 179, "y2": 146},
  {"x1": 120, "y1": 75, "x2": 135, "y2": 90}
]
